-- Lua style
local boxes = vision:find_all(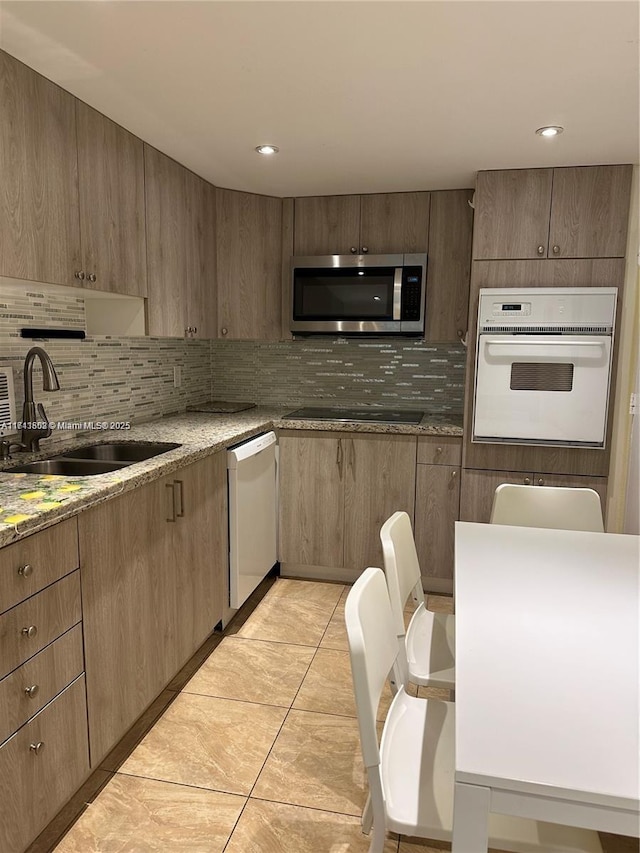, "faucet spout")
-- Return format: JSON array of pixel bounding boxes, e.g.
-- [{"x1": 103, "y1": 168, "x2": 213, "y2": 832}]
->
[
  {"x1": 23, "y1": 346, "x2": 60, "y2": 401},
  {"x1": 20, "y1": 347, "x2": 61, "y2": 452}
]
